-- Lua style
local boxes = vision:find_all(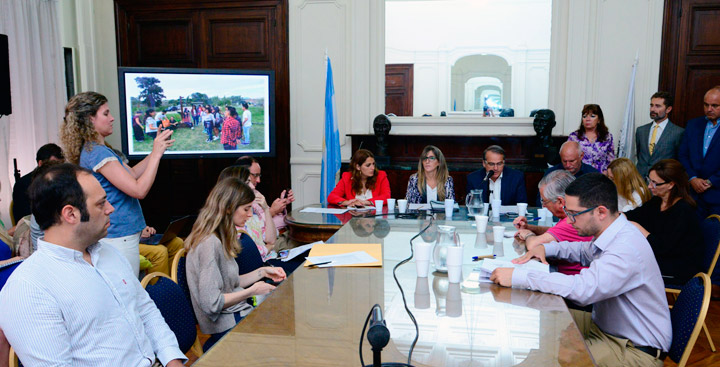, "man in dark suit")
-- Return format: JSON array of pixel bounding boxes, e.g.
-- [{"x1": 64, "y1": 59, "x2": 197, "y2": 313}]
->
[
  {"x1": 679, "y1": 86, "x2": 720, "y2": 218},
  {"x1": 680, "y1": 86, "x2": 720, "y2": 299},
  {"x1": 12, "y1": 143, "x2": 64, "y2": 221},
  {"x1": 635, "y1": 92, "x2": 684, "y2": 177},
  {"x1": 467, "y1": 145, "x2": 527, "y2": 205}
]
